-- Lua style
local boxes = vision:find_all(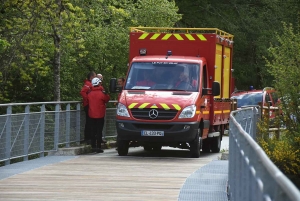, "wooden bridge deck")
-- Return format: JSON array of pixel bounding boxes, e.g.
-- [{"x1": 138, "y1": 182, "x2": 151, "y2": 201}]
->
[{"x1": 0, "y1": 148, "x2": 221, "y2": 201}]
